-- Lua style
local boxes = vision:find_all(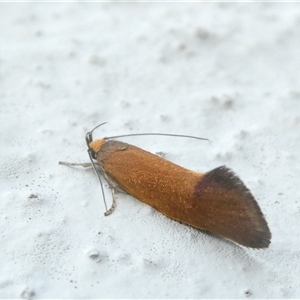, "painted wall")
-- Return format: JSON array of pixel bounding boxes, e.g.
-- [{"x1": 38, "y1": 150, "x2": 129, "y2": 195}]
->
[{"x1": 1, "y1": 3, "x2": 299, "y2": 298}]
